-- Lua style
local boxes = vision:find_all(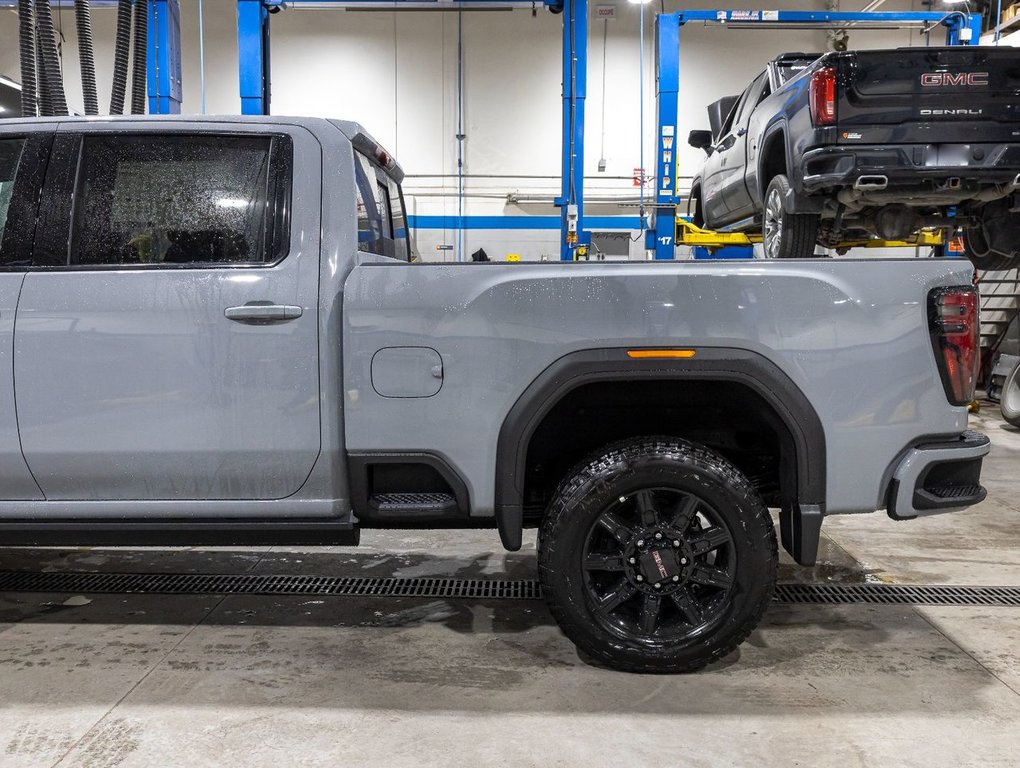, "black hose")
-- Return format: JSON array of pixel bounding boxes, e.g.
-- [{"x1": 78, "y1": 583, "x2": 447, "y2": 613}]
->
[
  {"x1": 109, "y1": 0, "x2": 132, "y2": 115},
  {"x1": 130, "y1": 0, "x2": 148, "y2": 115},
  {"x1": 35, "y1": 26, "x2": 52, "y2": 117},
  {"x1": 35, "y1": 0, "x2": 67, "y2": 116},
  {"x1": 17, "y1": 0, "x2": 37, "y2": 118},
  {"x1": 74, "y1": 0, "x2": 98, "y2": 116}
]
